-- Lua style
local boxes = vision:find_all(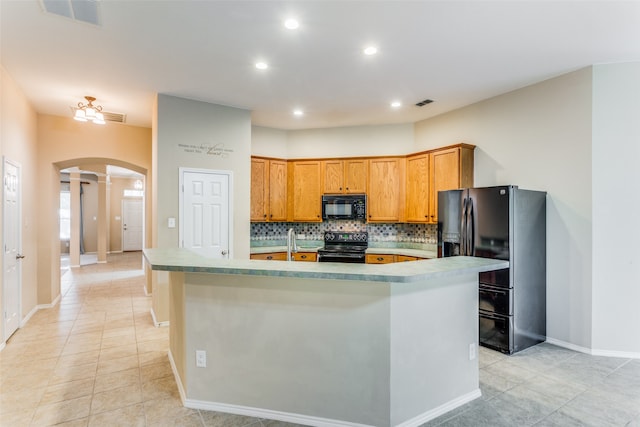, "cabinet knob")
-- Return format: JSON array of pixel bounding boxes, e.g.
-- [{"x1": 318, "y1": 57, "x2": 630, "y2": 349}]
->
[
  {"x1": 266, "y1": 256, "x2": 273, "y2": 260},
  {"x1": 301, "y1": 255, "x2": 307, "y2": 259},
  {"x1": 377, "y1": 257, "x2": 384, "y2": 261}
]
